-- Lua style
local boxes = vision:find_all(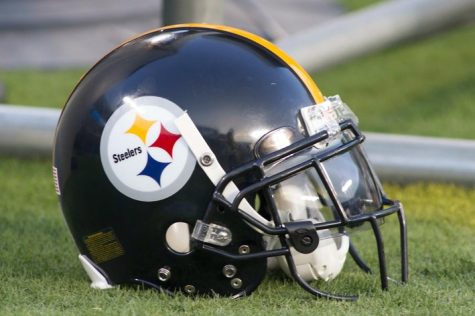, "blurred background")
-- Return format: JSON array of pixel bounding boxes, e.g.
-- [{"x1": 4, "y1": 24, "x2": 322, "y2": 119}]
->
[
  {"x1": 0, "y1": 0, "x2": 474, "y2": 135},
  {"x1": 0, "y1": 0, "x2": 342, "y2": 69}
]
